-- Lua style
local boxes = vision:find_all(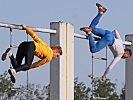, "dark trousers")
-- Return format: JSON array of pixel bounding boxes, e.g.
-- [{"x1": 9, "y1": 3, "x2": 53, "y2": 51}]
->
[{"x1": 10, "y1": 41, "x2": 35, "y2": 72}]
